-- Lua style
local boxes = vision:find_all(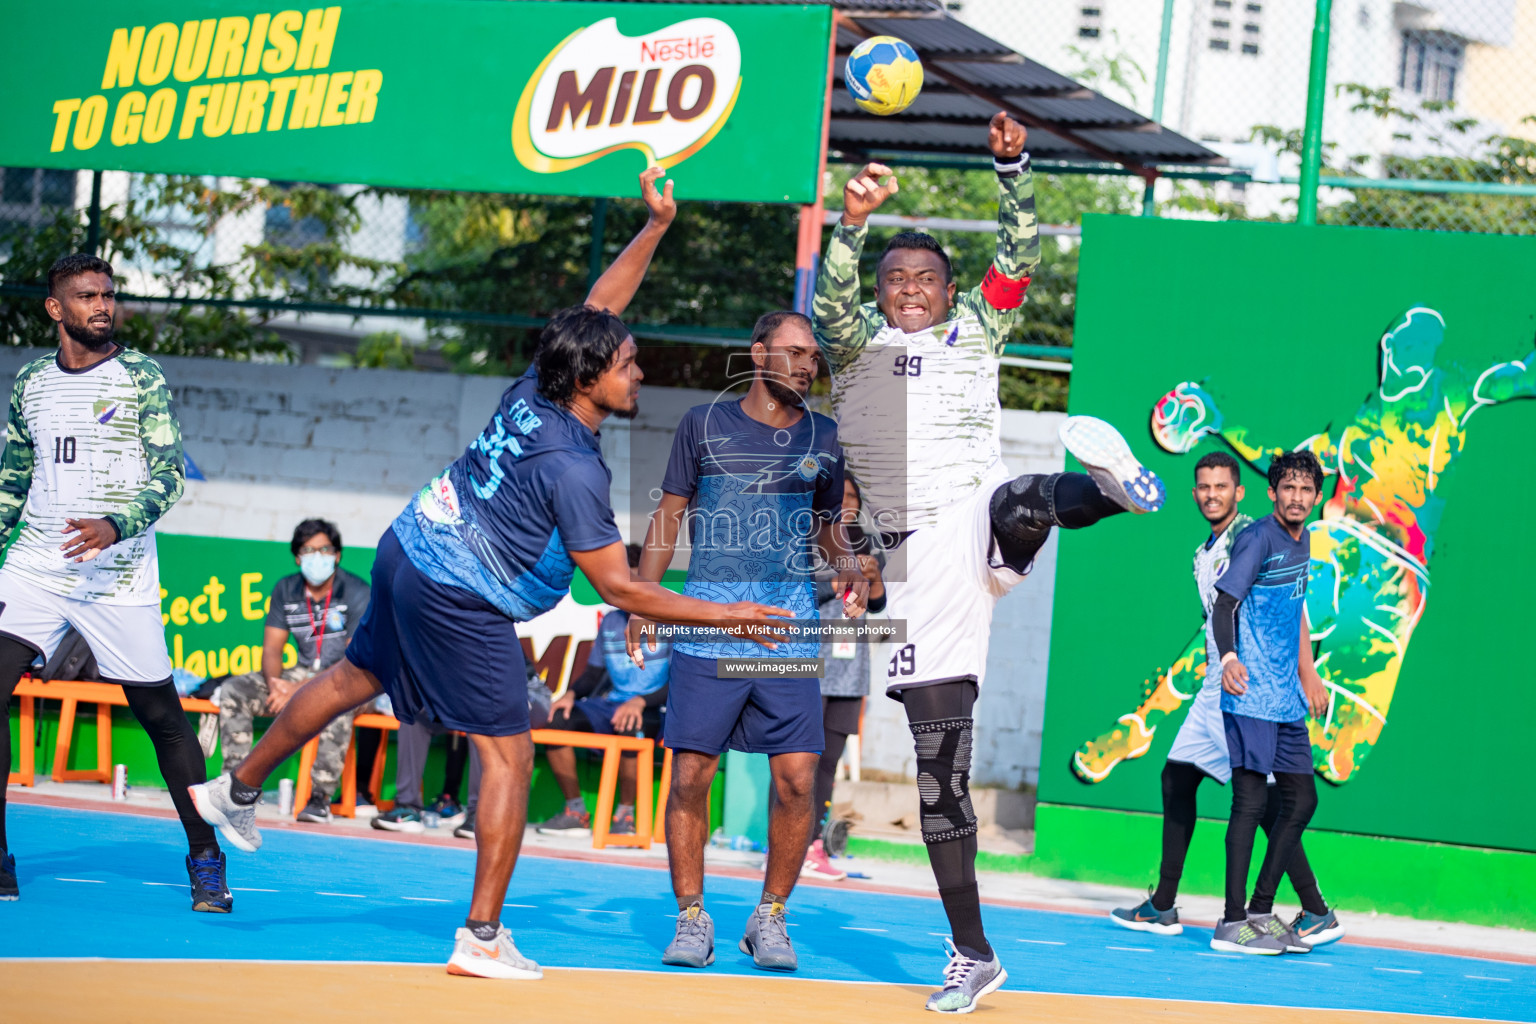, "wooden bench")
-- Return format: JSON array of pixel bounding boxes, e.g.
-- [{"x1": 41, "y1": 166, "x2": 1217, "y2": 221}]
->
[
  {"x1": 5, "y1": 677, "x2": 217, "y2": 787},
  {"x1": 10, "y1": 677, "x2": 676, "y2": 851}
]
